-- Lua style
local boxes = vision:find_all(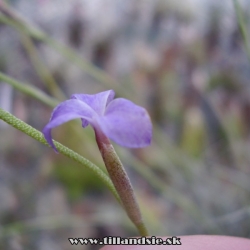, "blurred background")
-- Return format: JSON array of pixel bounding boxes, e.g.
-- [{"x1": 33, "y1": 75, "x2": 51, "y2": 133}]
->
[{"x1": 0, "y1": 0, "x2": 250, "y2": 249}]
